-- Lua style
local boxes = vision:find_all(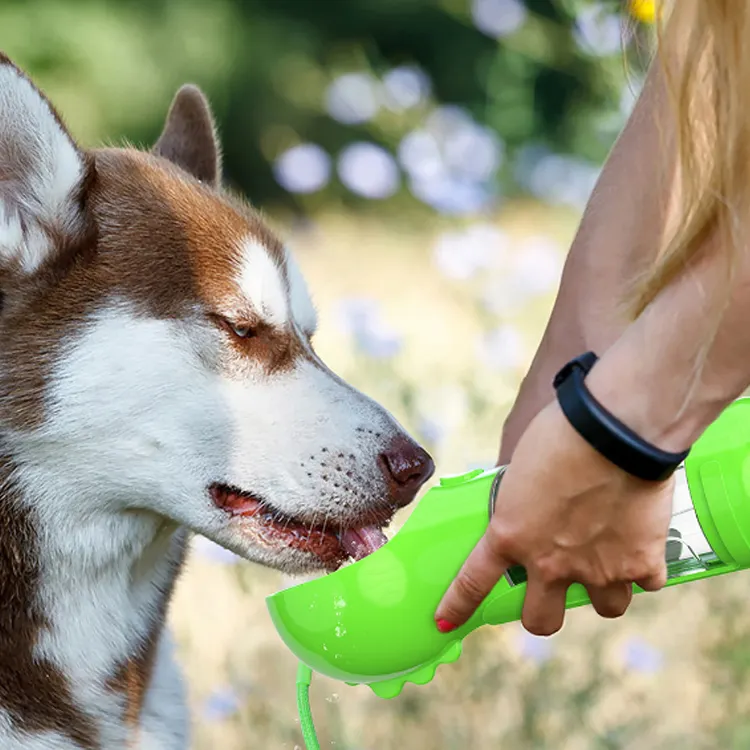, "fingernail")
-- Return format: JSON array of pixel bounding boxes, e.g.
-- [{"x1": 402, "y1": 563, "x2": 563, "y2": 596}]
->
[{"x1": 436, "y1": 618, "x2": 457, "y2": 633}]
